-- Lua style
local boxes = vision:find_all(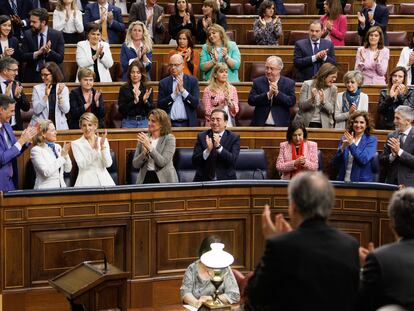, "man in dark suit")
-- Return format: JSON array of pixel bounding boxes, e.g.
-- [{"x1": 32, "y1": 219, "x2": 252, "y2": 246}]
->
[
  {"x1": 129, "y1": 0, "x2": 165, "y2": 44},
  {"x1": 0, "y1": 58, "x2": 29, "y2": 130},
  {"x1": 248, "y1": 56, "x2": 296, "y2": 126},
  {"x1": 379, "y1": 106, "x2": 414, "y2": 187},
  {"x1": 157, "y1": 54, "x2": 199, "y2": 127},
  {"x1": 0, "y1": 95, "x2": 37, "y2": 192},
  {"x1": 83, "y1": 0, "x2": 125, "y2": 44},
  {"x1": 21, "y1": 8, "x2": 64, "y2": 83},
  {"x1": 0, "y1": 0, "x2": 33, "y2": 41},
  {"x1": 358, "y1": 0, "x2": 389, "y2": 45},
  {"x1": 246, "y1": 171, "x2": 359, "y2": 311},
  {"x1": 192, "y1": 108, "x2": 240, "y2": 182},
  {"x1": 357, "y1": 188, "x2": 414, "y2": 311},
  {"x1": 293, "y1": 20, "x2": 336, "y2": 82}
]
